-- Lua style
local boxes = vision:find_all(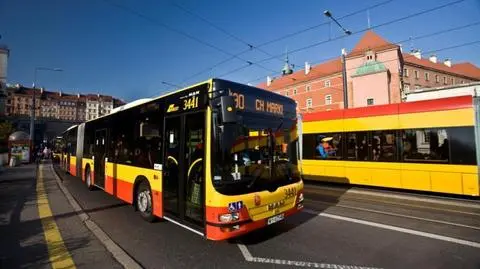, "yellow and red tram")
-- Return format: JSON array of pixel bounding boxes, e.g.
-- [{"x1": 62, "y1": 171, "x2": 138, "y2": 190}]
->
[{"x1": 300, "y1": 95, "x2": 479, "y2": 196}]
